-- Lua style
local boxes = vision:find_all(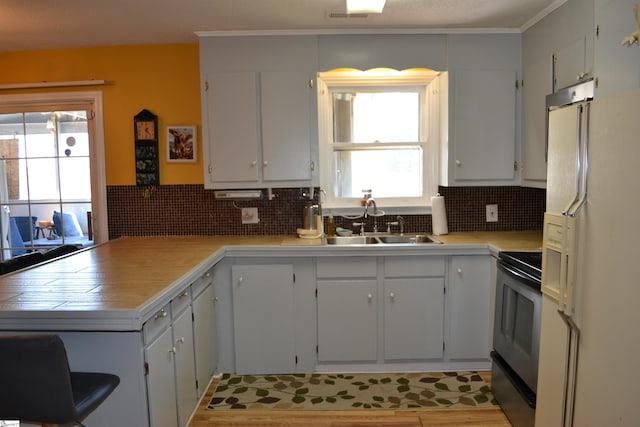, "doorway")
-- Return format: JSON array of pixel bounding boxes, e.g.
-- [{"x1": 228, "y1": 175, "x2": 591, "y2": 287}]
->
[{"x1": 0, "y1": 91, "x2": 107, "y2": 260}]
